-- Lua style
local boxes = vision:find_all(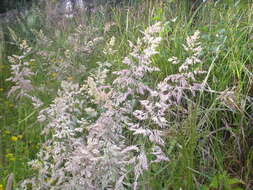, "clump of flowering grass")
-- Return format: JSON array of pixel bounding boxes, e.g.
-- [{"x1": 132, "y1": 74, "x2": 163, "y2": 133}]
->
[
  {"x1": 32, "y1": 25, "x2": 103, "y2": 83},
  {"x1": 158, "y1": 30, "x2": 206, "y2": 114},
  {"x1": 19, "y1": 22, "x2": 167, "y2": 190},
  {"x1": 68, "y1": 24, "x2": 104, "y2": 54},
  {"x1": 20, "y1": 22, "x2": 212, "y2": 190},
  {"x1": 21, "y1": 81, "x2": 90, "y2": 189},
  {"x1": 7, "y1": 40, "x2": 43, "y2": 108},
  {"x1": 7, "y1": 24, "x2": 104, "y2": 105},
  {"x1": 128, "y1": 29, "x2": 206, "y2": 147}
]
